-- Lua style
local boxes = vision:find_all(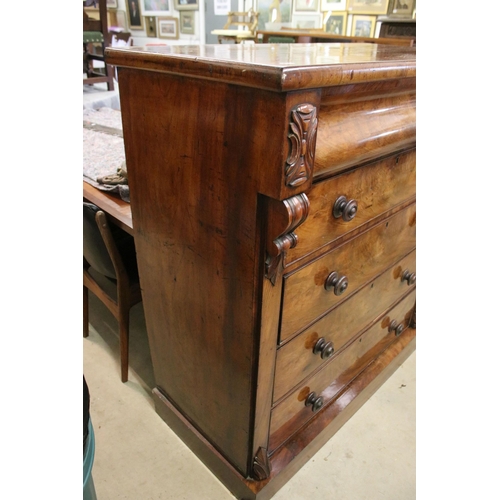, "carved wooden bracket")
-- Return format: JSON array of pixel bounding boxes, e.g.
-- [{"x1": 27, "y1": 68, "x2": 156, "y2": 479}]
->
[
  {"x1": 285, "y1": 104, "x2": 318, "y2": 188},
  {"x1": 410, "y1": 305, "x2": 416, "y2": 329},
  {"x1": 265, "y1": 193, "x2": 310, "y2": 285},
  {"x1": 253, "y1": 447, "x2": 271, "y2": 481}
]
